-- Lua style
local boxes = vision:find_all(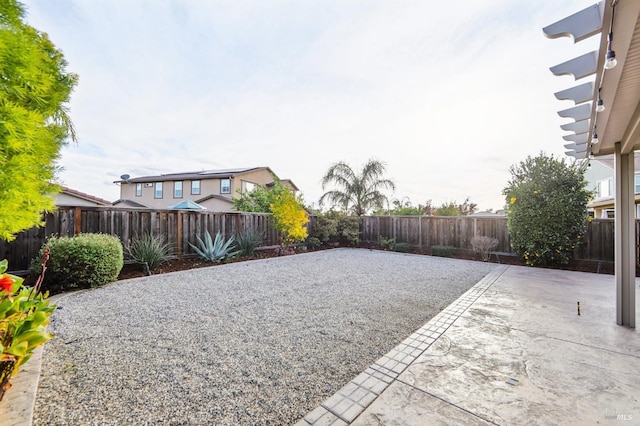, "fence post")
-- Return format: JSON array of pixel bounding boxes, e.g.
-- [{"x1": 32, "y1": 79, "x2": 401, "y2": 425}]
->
[
  {"x1": 177, "y1": 211, "x2": 182, "y2": 259},
  {"x1": 74, "y1": 206, "x2": 82, "y2": 236}
]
